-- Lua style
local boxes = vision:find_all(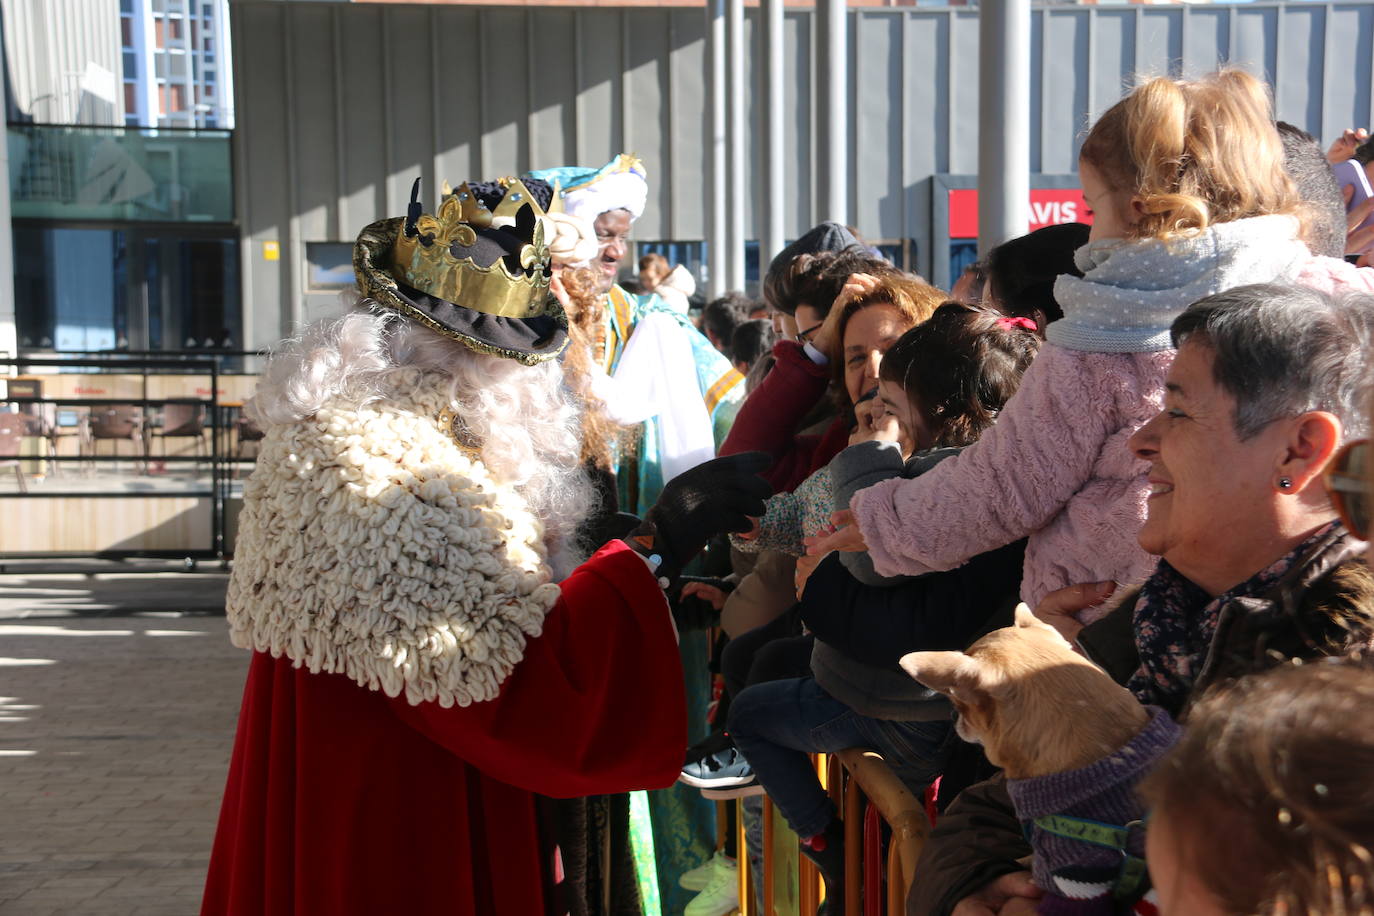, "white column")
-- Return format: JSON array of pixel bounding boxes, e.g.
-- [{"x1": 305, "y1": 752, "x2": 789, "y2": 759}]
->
[
  {"x1": 761, "y1": 0, "x2": 786, "y2": 267},
  {"x1": 0, "y1": 117, "x2": 15, "y2": 356},
  {"x1": 706, "y1": 0, "x2": 727, "y2": 299},
  {"x1": 817, "y1": 0, "x2": 847, "y2": 225},
  {"x1": 725, "y1": 0, "x2": 746, "y2": 292},
  {"x1": 977, "y1": 0, "x2": 1031, "y2": 256}
]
